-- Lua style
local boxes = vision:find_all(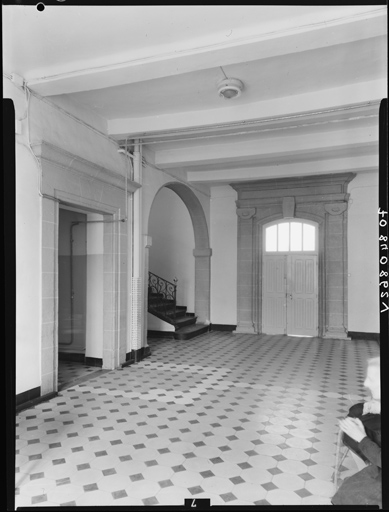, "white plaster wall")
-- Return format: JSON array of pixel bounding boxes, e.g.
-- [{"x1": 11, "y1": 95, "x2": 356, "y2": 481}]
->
[
  {"x1": 147, "y1": 313, "x2": 175, "y2": 332},
  {"x1": 4, "y1": 80, "x2": 42, "y2": 395},
  {"x1": 148, "y1": 187, "x2": 195, "y2": 311},
  {"x1": 5, "y1": 77, "x2": 128, "y2": 396},
  {"x1": 210, "y1": 186, "x2": 238, "y2": 326},
  {"x1": 49, "y1": 94, "x2": 108, "y2": 135},
  {"x1": 347, "y1": 170, "x2": 380, "y2": 333},
  {"x1": 15, "y1": 144, "x2": 42, "y2": 395},
  {"x1": 28, "y1": 93, "x2": 127, "y2": 176},
  {"x1": 86, "y1": 214, "x2": 104, "y2": 359}
]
